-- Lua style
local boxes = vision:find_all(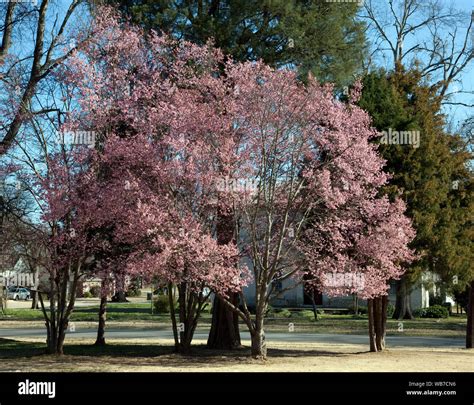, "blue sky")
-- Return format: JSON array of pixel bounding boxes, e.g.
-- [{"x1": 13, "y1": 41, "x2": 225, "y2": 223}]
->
[{"x1": 360, "y1": 0, "x2": 473, "y2": 129}]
